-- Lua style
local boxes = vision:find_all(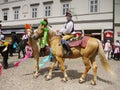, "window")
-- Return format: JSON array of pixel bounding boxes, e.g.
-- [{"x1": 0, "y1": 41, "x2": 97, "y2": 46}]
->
[
  {"x1": 3, "y1": 10, "x2": 8, "y2": 21},
  {"x1": 62, "y1": 3, "x2": 70, "y2": 15},
  {"x1": 45, "y1": 5, "x2": 51, "y2": 16},
  {"x1": 4, "y1": 0, "x2": 8, "y2": 3},
  {"x1": 31, "y1": 7, "x2": 38, "y2": 18},
  {"x1": 13, "y1": 8, "x2": 20, "y2": 20},
  {"x1": 89, "y1": 0, "x2": 98, "y2": 13}
]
